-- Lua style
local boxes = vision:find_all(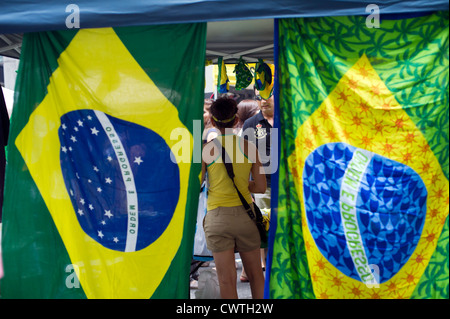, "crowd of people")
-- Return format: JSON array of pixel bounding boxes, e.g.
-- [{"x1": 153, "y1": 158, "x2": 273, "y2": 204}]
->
[{"x1": 199, "y1": 89, "x2": 274, "y2": 299}]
